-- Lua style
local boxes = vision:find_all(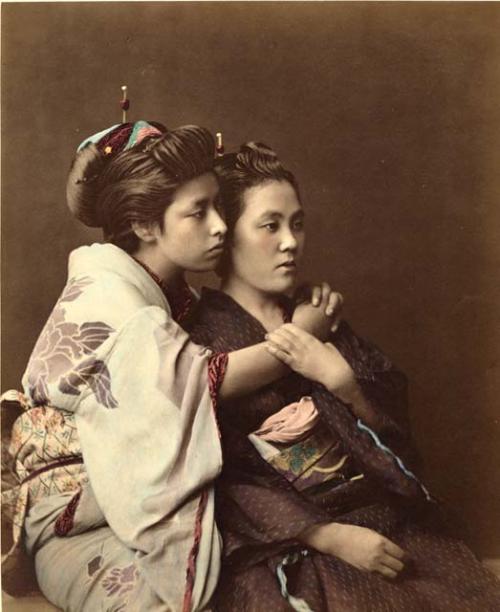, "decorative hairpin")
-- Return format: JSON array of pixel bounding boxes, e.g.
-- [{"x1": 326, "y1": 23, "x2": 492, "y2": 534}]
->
[
  {"x1": 120, "y1": 85, "x2": 130, "y2": 123},
  {"x1": 216, "y1": 132, "x2": 224, "y2": 156}
]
